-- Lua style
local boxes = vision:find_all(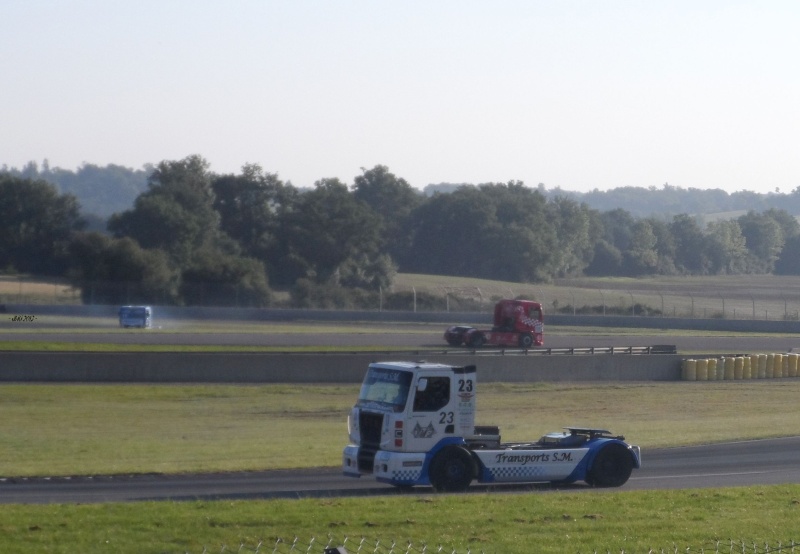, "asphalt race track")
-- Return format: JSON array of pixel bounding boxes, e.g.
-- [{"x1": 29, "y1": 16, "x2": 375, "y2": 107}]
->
[
  {"x1": 2, "y1": 437, "x2": 799, "y2": 504},
  {"x1": 4, "y1": 320, "x2": 800, "y2": 353}
]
